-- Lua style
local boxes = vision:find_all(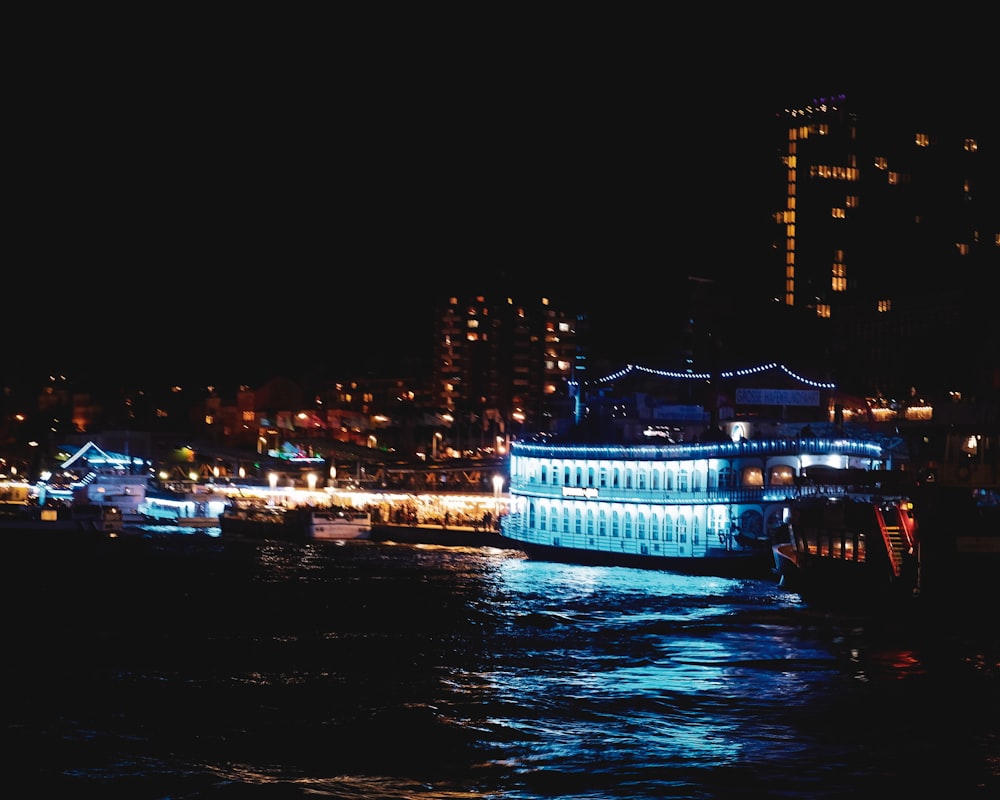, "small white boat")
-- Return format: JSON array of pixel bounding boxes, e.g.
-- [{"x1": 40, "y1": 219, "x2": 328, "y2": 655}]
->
[{"x1": 219, "y1": 501, "x2": 371, "y2": 542}]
